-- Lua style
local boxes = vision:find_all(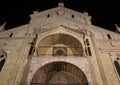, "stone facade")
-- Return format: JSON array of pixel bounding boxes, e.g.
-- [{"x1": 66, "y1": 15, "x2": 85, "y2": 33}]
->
[{"x1": 0, "y1": 3, "x2": 120, "y2": 85}]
